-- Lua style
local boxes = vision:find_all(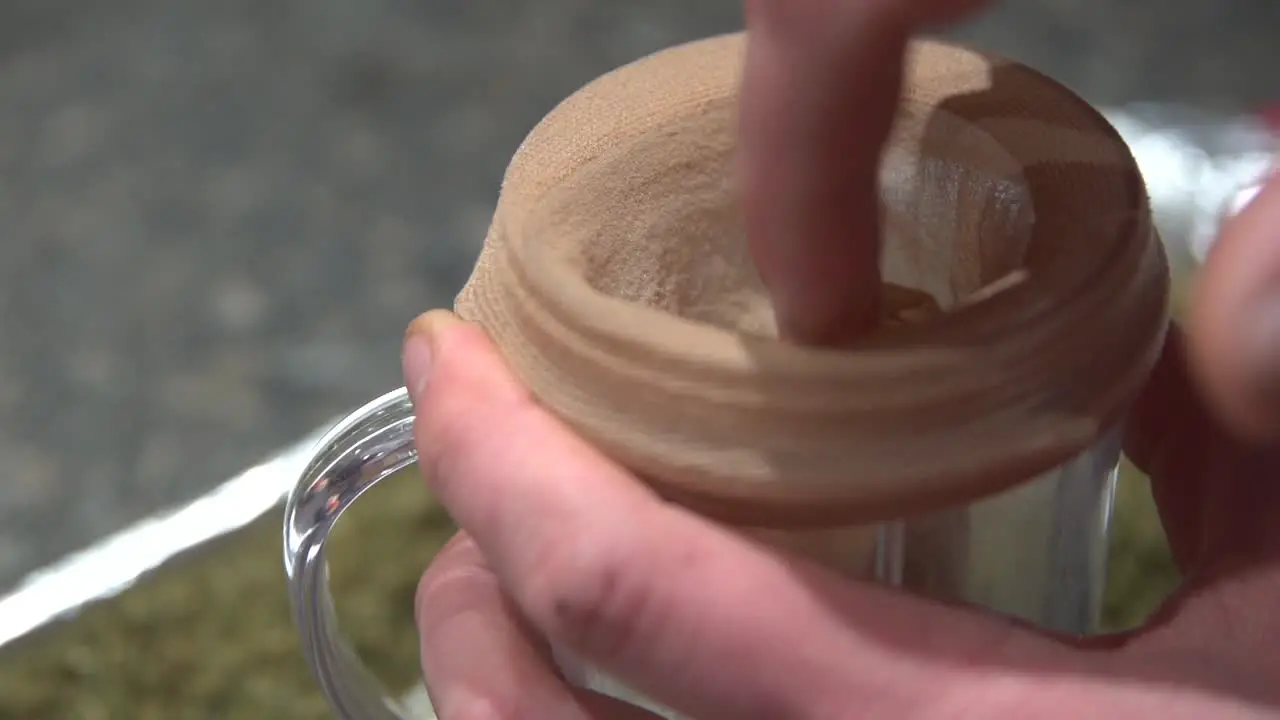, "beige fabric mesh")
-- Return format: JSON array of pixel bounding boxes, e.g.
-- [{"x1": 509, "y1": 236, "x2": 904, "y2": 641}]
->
[{"x1": 454, "y1": 33, "x2": 1170, "y2": 528}]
